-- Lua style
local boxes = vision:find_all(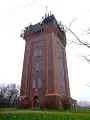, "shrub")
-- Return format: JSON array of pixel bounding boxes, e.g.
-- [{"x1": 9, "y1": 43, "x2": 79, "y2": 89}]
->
[{"x1": 61, "y1": 96, "x2": 71, "y2": 110}]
